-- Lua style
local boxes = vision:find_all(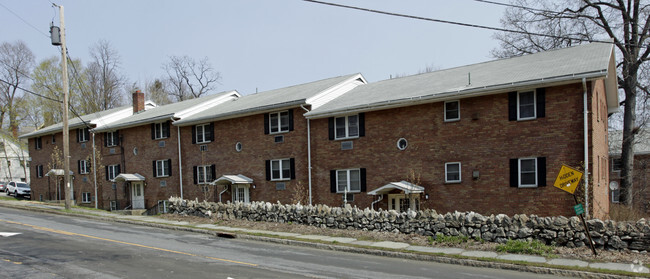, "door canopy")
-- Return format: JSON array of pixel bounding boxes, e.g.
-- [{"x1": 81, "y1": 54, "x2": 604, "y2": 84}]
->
[
  {"x1": 211, "y1": 174, "x2": 253, "y2": 185},
  {"x1": 368, "y1": 180, "x2": 424, "y2": 195},
  {"x1": 112, "y1": 173, "x2": 145, "y2": 183}
]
